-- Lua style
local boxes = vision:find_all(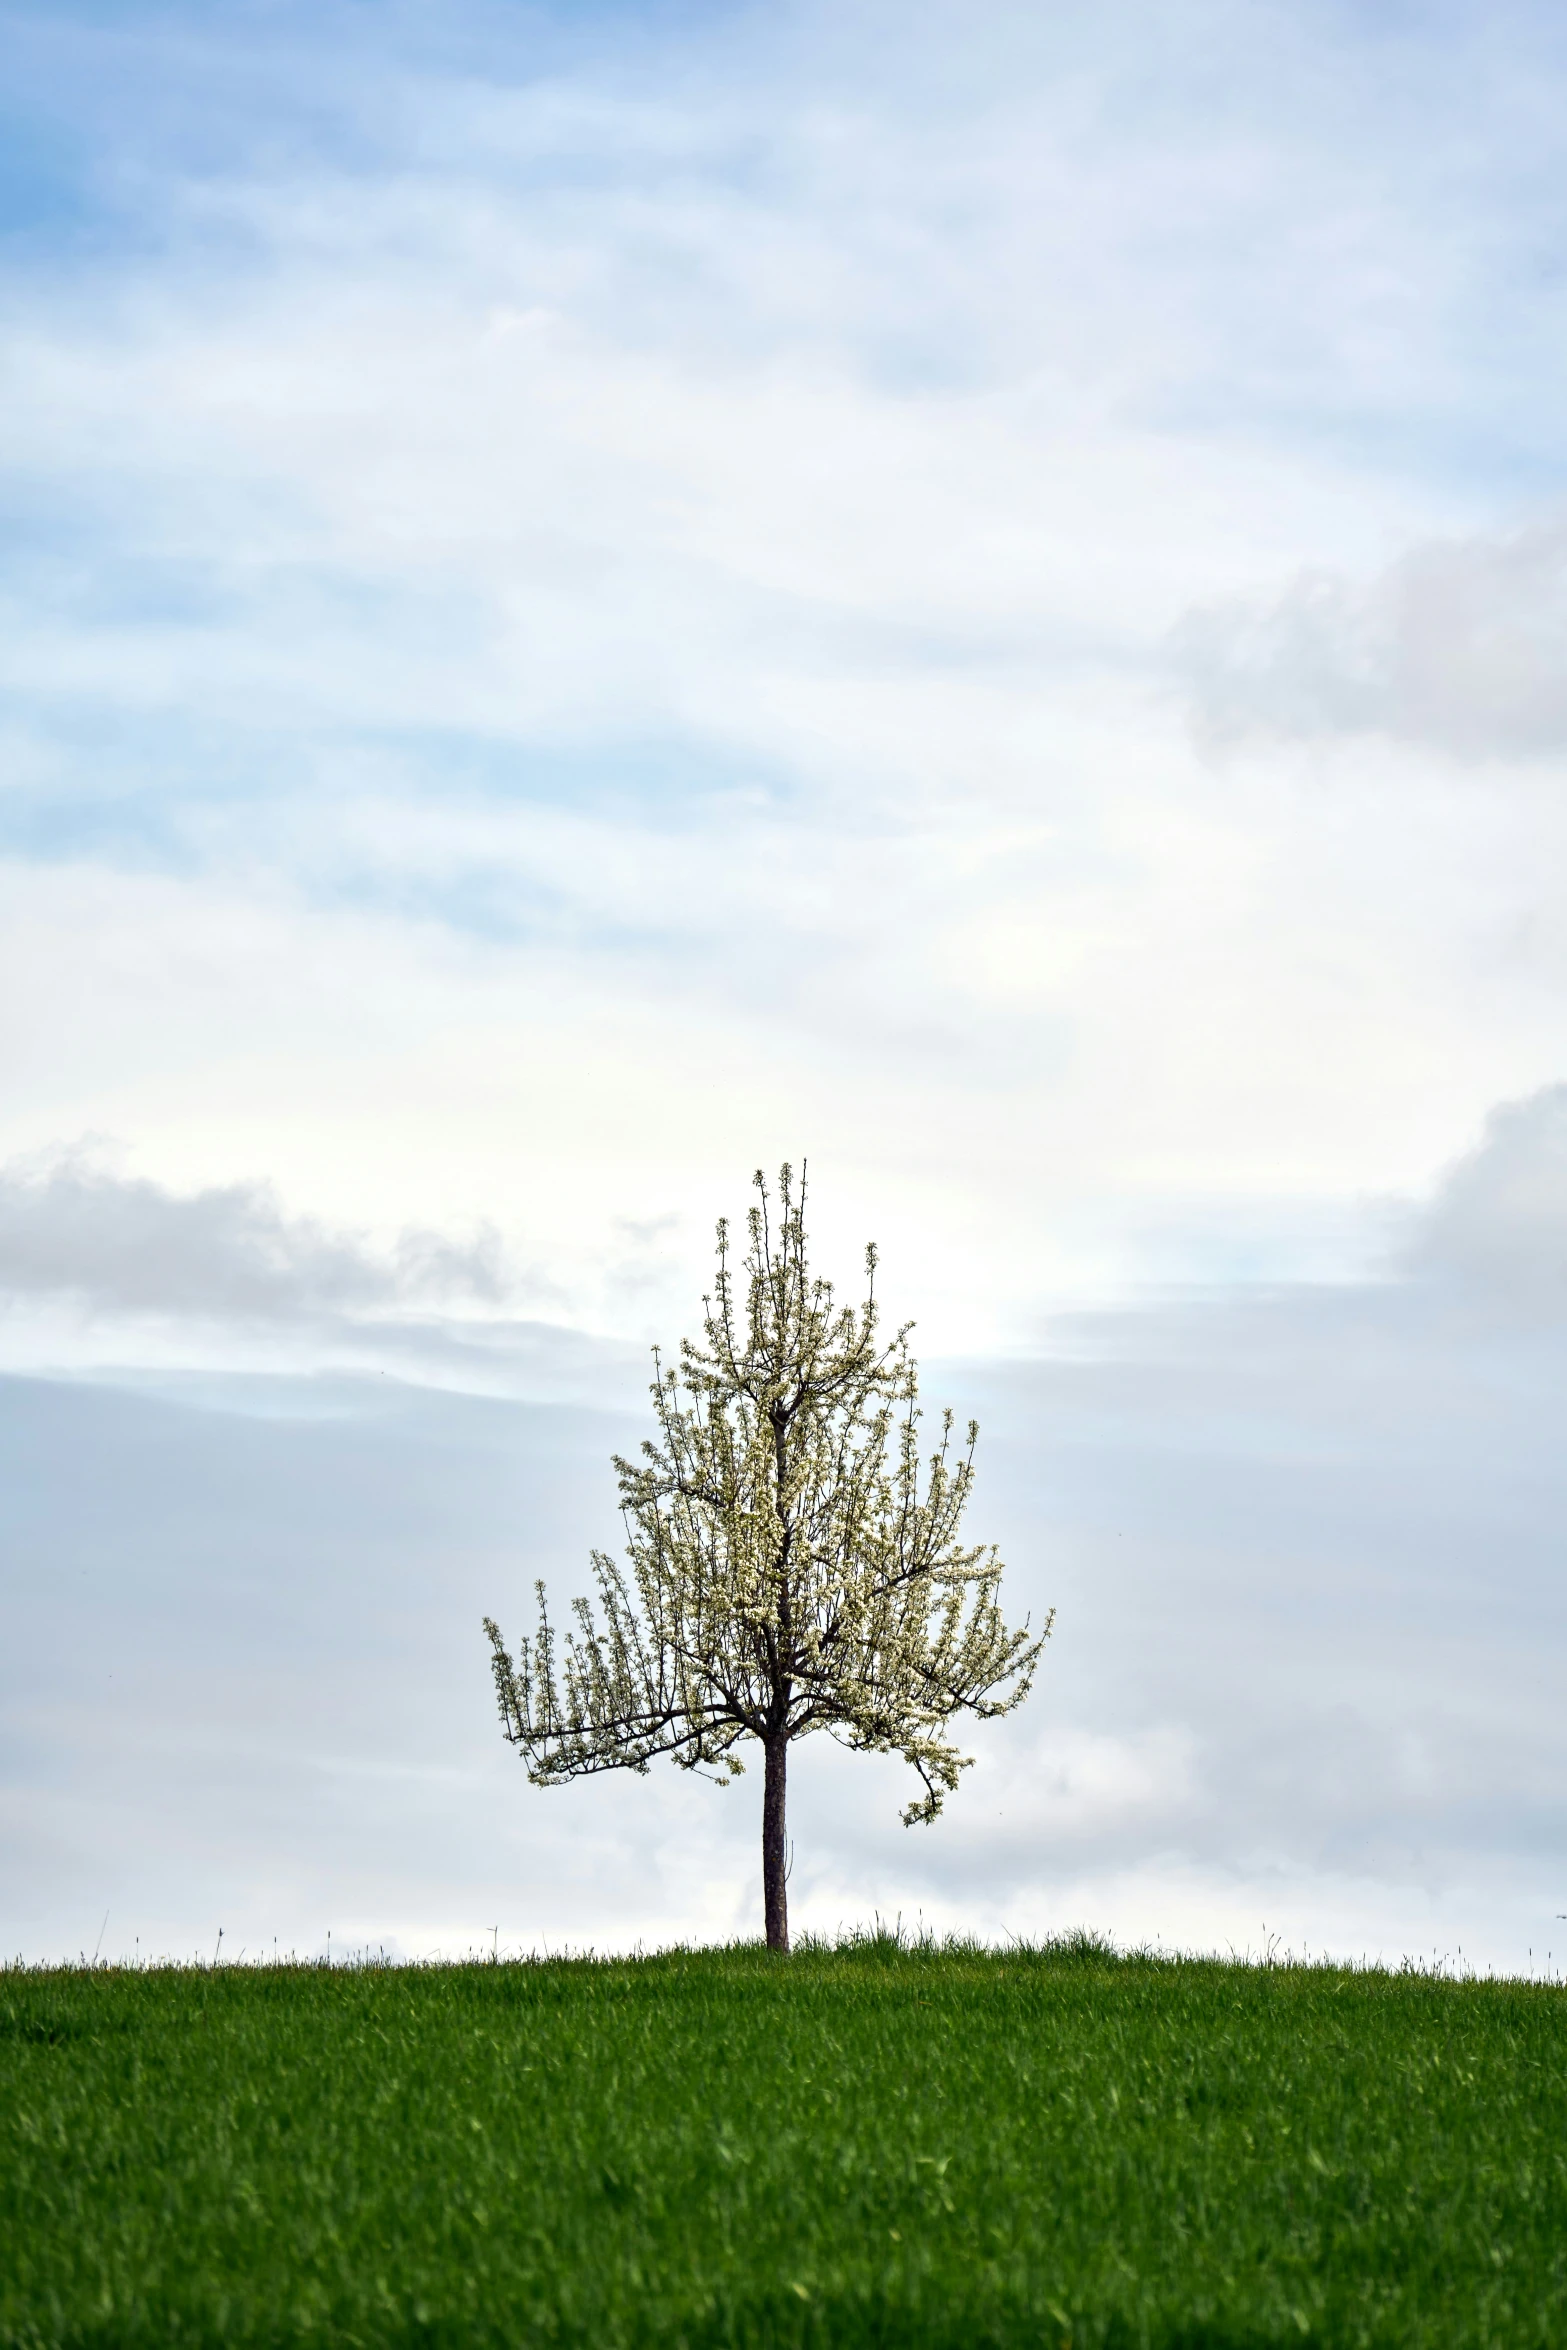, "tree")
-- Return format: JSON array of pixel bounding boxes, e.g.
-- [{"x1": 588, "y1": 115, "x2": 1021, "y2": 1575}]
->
[{"x1": 484, "y1": 1166, "x2": 1049, "y2": 1952}]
